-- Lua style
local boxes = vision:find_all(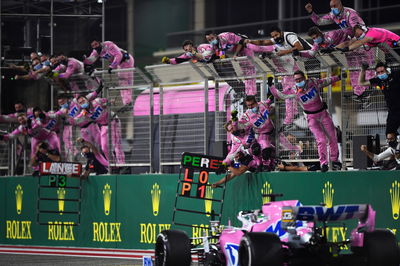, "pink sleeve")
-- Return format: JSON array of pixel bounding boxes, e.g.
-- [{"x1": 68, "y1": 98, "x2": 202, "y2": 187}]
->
[
  {"x1": 107, "y1": 43, "x2": 123, "y2": 69},
  {"x1": 4, "y1": 127, "x2": 22, "y2": 140},
  {"x1": 300, "y1": 44, "x2": 318, "y2": 58},
  {"x1": 93, "y1": 98, "x2": 107, "y2": 108},
  {"x1": 169, "y1": 53, "x2": 192, "y2": 65},
  {"x1": 86, "y1": 91, "x2": 98, "y2": 101},
  {"x1": 310, "y1": 12, "x2": 334, "y2": 26},
  {"x1": 83, "y1": 50, "x2": 99, "y2": 65},
  {"x1": 58, "y1": 62, "x2": 76, "y2": 79}
]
